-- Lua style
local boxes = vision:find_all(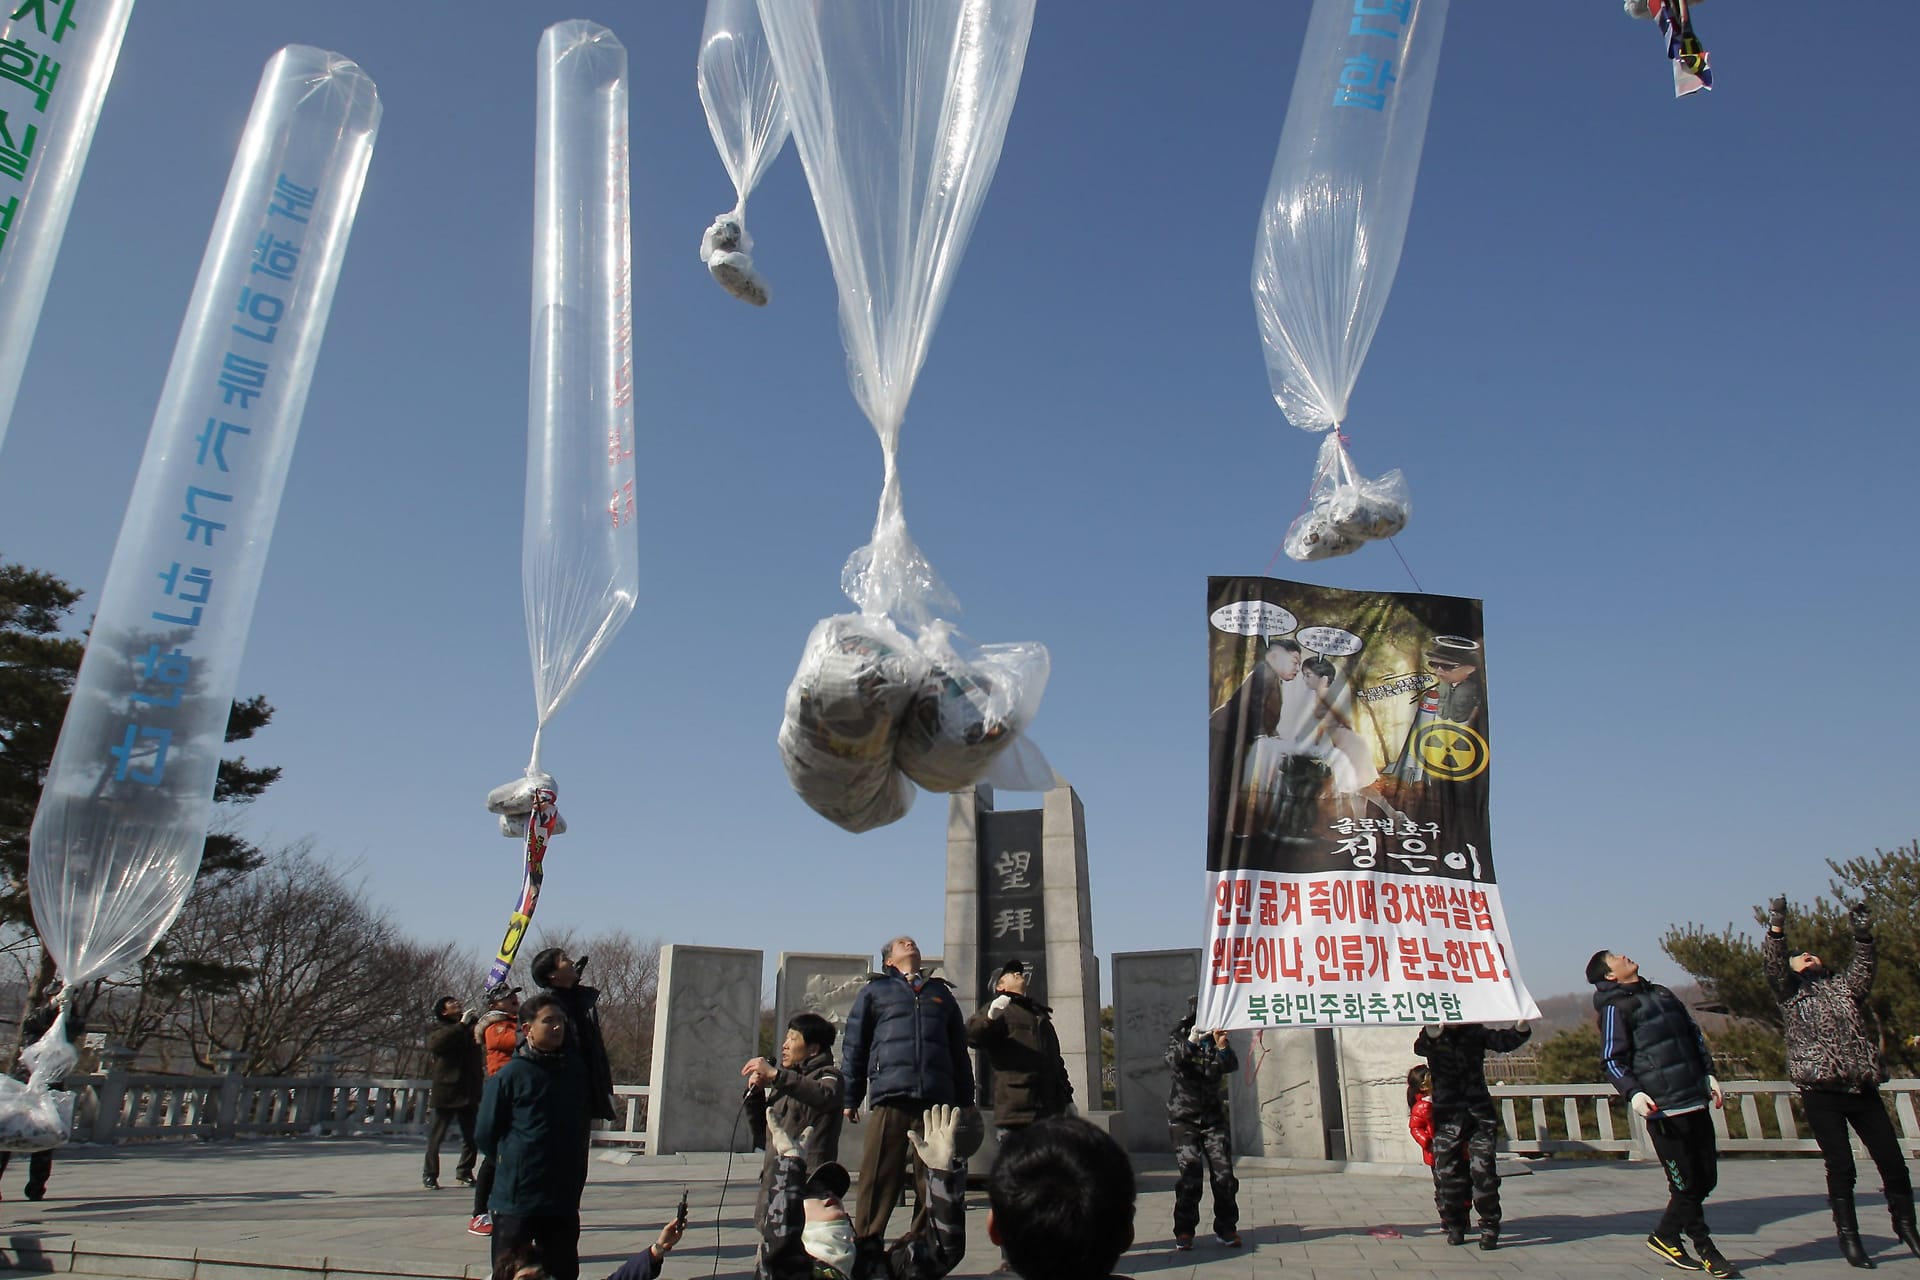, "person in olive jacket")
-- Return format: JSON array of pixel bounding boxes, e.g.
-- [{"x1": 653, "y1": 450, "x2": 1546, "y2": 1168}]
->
[
  {"x1": 478, "y1": 993, "x2": 591, "y2": 1280},
  {"x1": 1590, "y1": 949, "x2": 1737, "y2": 1279},
  {"x1": 965, "y1": 959, "x2": 1073, "y2": 1138},
  {"x1": 425, "y1": 994, "x2": 485, "y2": 1190},
  {"x1": 1765, "y1": 895, "x2": 1920, "y2": 1267}
]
